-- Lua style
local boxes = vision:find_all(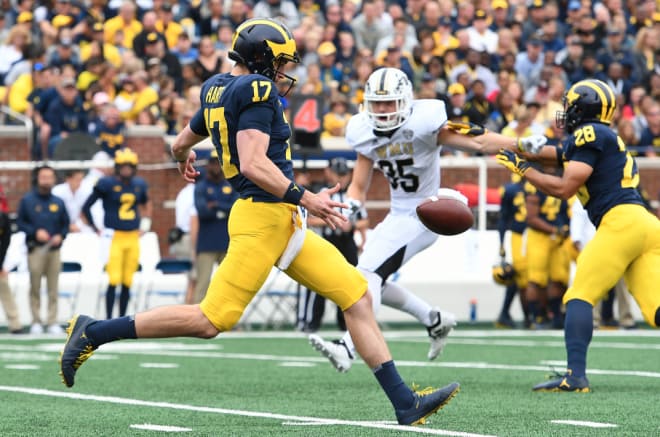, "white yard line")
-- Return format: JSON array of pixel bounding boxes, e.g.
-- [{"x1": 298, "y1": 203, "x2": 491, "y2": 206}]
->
[
  {"x1": 551, "y1": 420, "x2": 618, "y2": 428},
  {"x1": 0, "y1": 385, "x2": 496, "y2": 437}
]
